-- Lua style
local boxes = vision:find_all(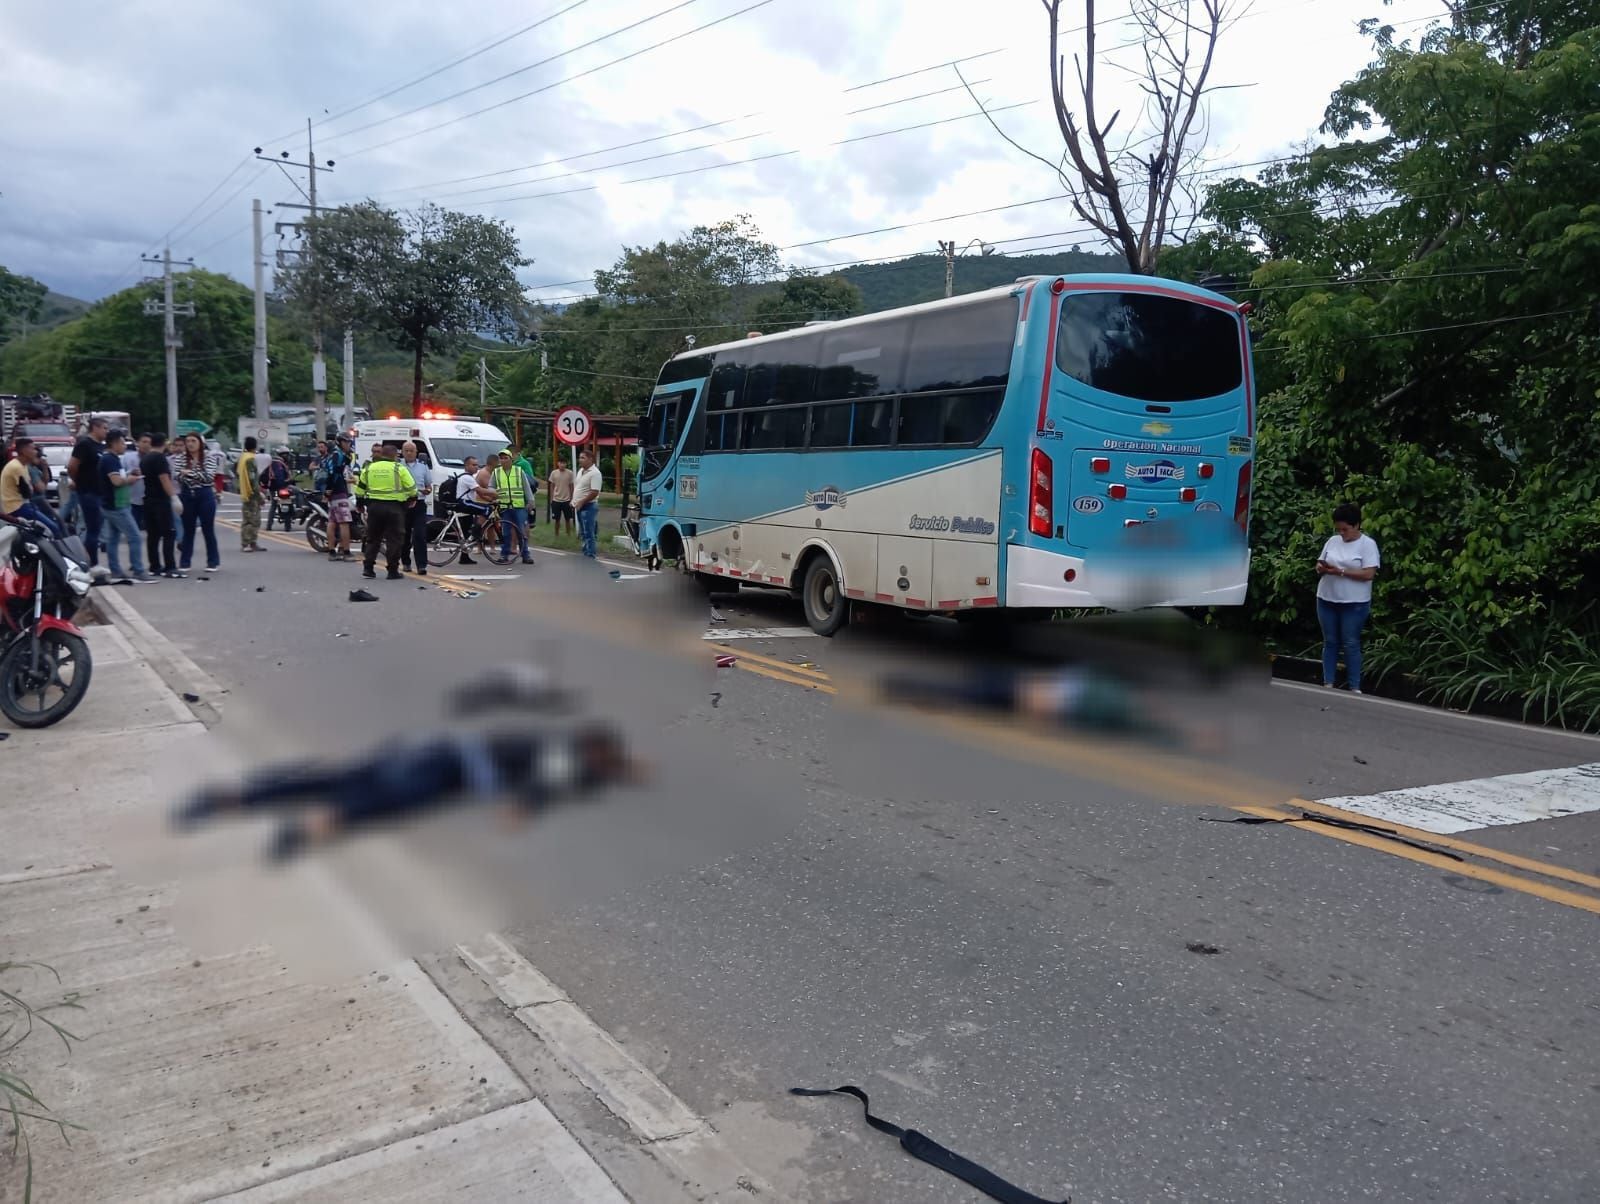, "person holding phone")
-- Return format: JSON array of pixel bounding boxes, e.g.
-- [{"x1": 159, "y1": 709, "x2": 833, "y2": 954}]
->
[{"x1": 1315, "y1": 502, "x2": 1380, "y2": 693}]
